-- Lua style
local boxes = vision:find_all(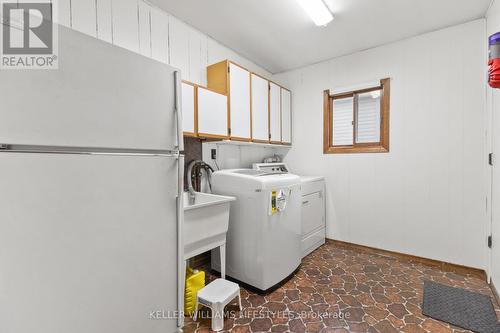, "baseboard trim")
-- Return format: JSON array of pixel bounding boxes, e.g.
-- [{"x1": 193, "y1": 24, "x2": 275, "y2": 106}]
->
[
  {"x1": 491, "y1": 280, "x2": 500, "y2": 307},
  {"x1": 328, "y1": 239, "x2": 486, "y2": 281}
]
